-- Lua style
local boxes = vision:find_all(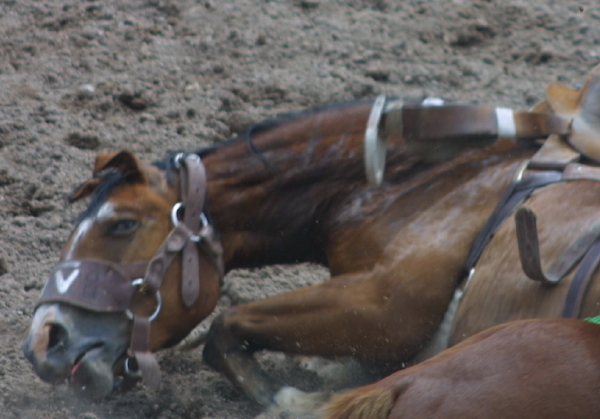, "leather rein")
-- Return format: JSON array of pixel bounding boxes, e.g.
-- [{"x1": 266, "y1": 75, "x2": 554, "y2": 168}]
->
[{"x1": 36, "y1": 153, "x2": 224, "y2": 391}]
